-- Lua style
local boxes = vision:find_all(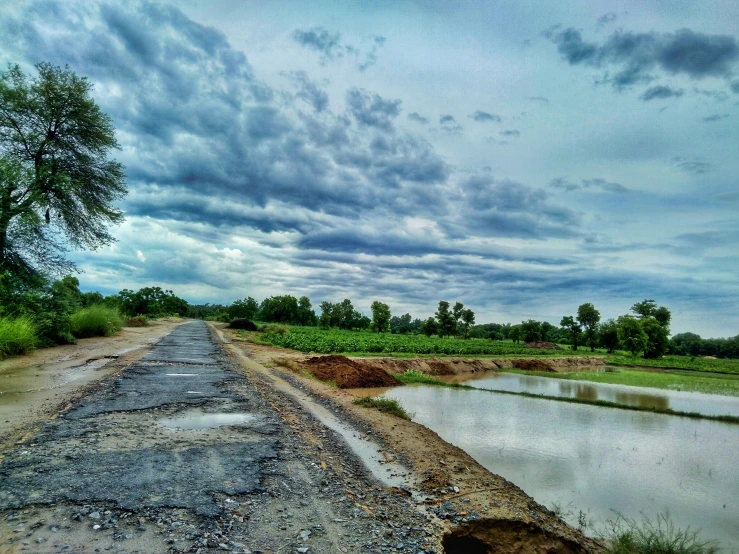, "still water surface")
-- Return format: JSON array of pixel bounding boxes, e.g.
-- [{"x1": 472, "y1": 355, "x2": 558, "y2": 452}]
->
[
  {"x1": 382, "y1": 385, "x2": 739, "y2": 552},
  {"x1": 445, "y1": 370, "x2": 739, "y2": 417}
]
